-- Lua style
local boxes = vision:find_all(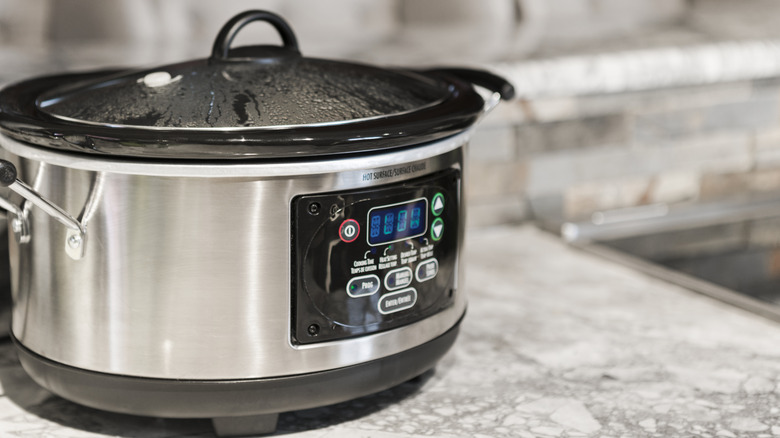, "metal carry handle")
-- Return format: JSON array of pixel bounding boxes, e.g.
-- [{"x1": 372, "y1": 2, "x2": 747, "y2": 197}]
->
[
  {"x1": 211, "y1": 10, "x2": 300, "y2": 60},
  {"x1": 0, "y1": 159, "x2": 86, "y2": 259}
]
